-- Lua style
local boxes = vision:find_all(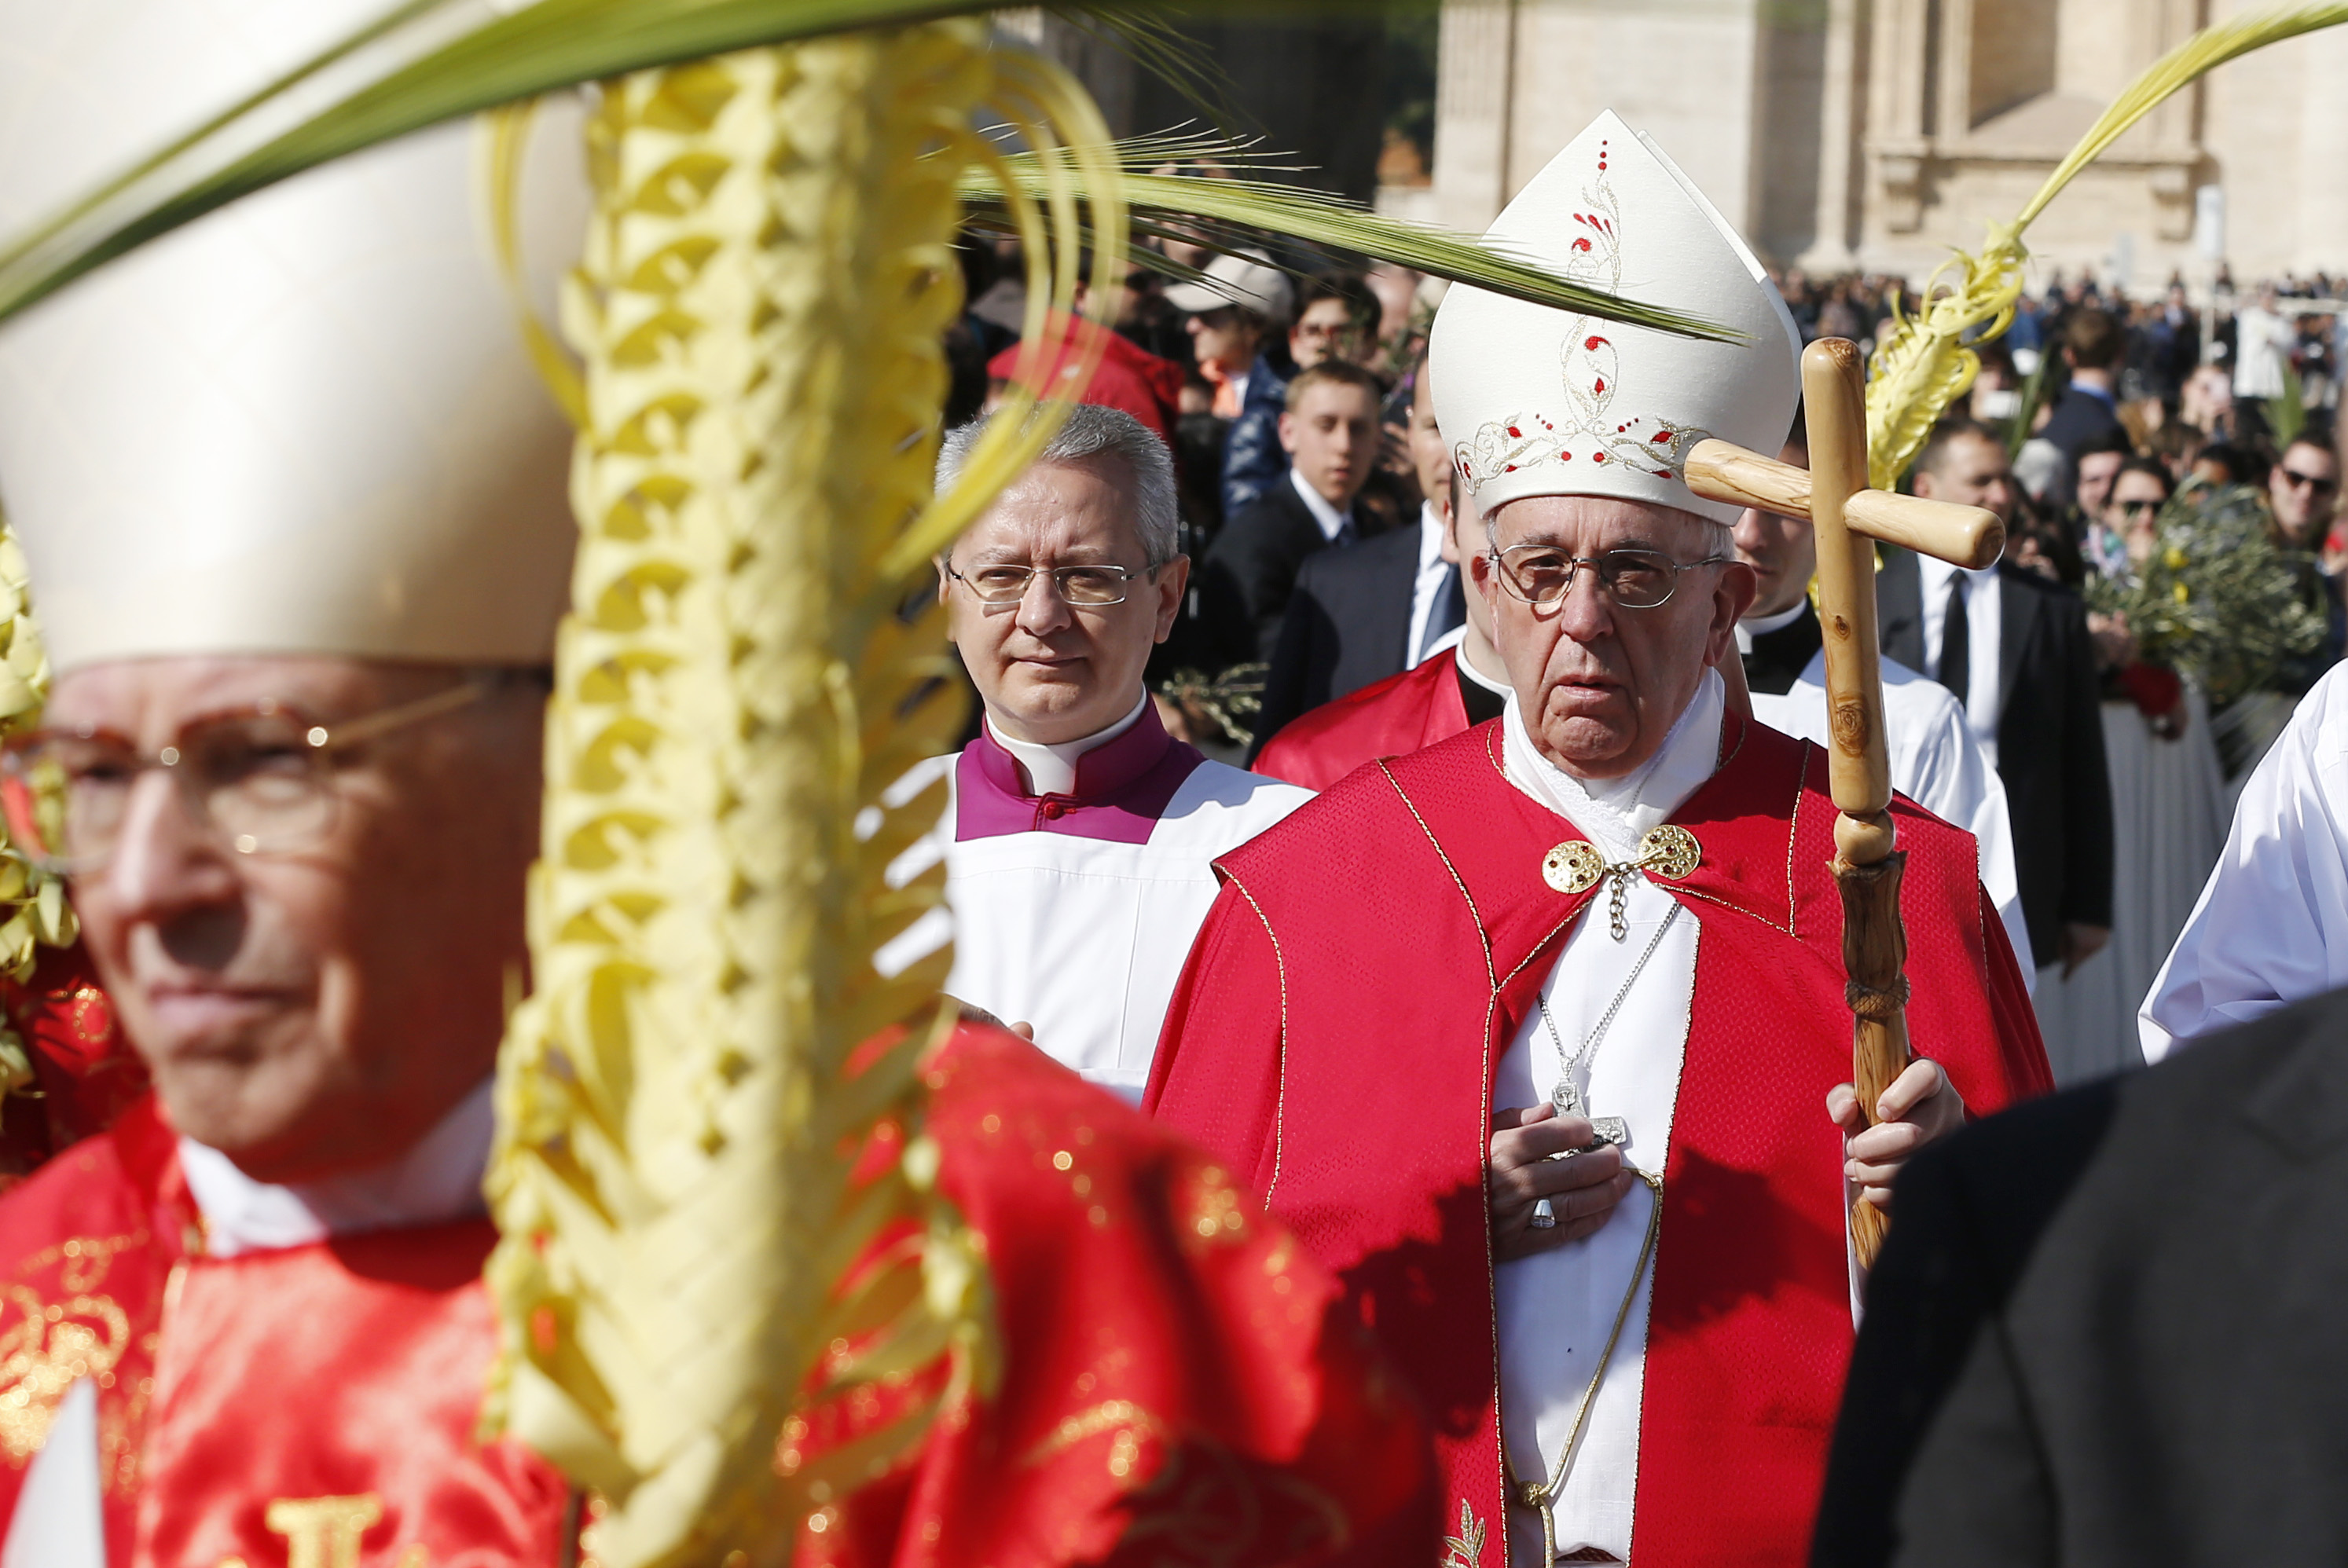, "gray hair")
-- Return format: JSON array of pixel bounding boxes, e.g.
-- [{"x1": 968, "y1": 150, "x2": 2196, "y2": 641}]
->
[{"x1": 937, "y1": 404, "x2": 1180, "y2": 568}]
